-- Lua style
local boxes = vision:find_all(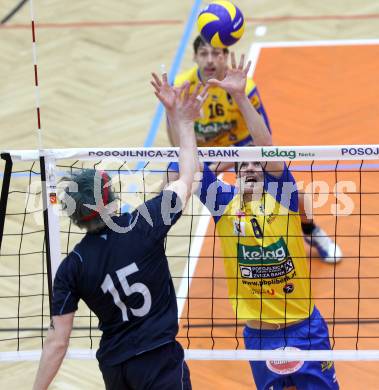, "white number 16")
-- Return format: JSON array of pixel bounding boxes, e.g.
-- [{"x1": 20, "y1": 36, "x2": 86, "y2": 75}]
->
[{"x1": 101, "y1": 263, "x2": 152, "y2": 322}]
